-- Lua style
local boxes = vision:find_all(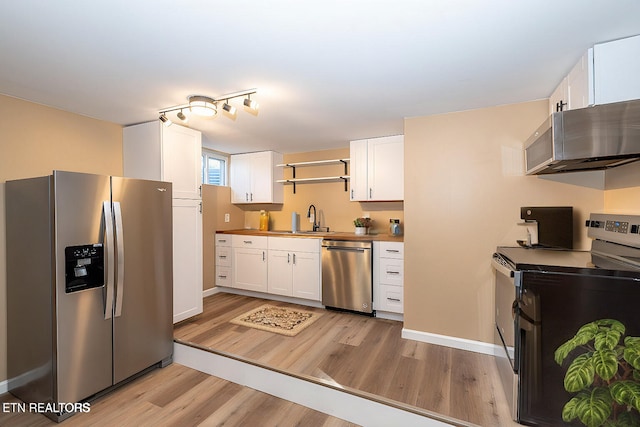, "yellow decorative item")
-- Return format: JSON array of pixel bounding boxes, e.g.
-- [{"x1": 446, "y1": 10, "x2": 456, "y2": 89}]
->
[{"x1": 259, "y1": 210, "x2": 269, "y2": 231}]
